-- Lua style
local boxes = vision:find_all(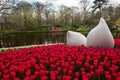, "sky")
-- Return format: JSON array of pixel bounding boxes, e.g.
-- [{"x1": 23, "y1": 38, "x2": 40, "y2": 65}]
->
[{"x1": 19, "y1": 0, "x2": 120, "y2": 7}]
